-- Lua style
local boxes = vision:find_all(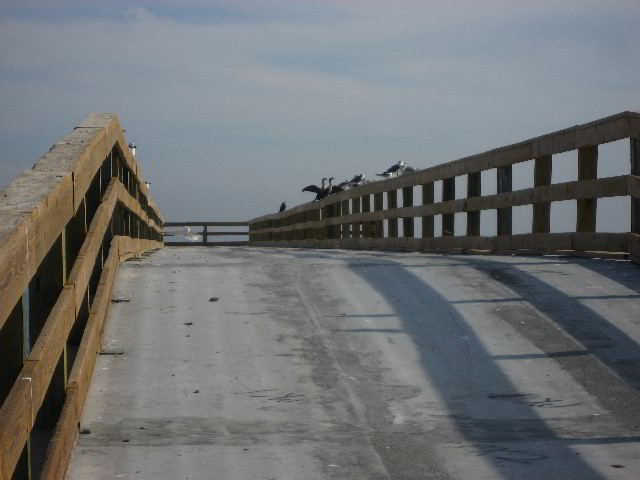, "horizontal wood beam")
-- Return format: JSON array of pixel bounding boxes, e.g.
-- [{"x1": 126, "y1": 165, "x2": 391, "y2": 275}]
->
[
  {"x1": 164, "y1": 231, "x2": 248, "y2": 236},
  {"x1": 248, "y1": 232, "x2": 630, "y2": 255},
  {"x1": 165, "y1": 241, "x2": 250, "y2": 247},
  {"x1": 164, "y1": 221, "x2": 248, "y2": 227},
  {"x1": 250, "y1": 175, "x2": 631, "y2": 235}
]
